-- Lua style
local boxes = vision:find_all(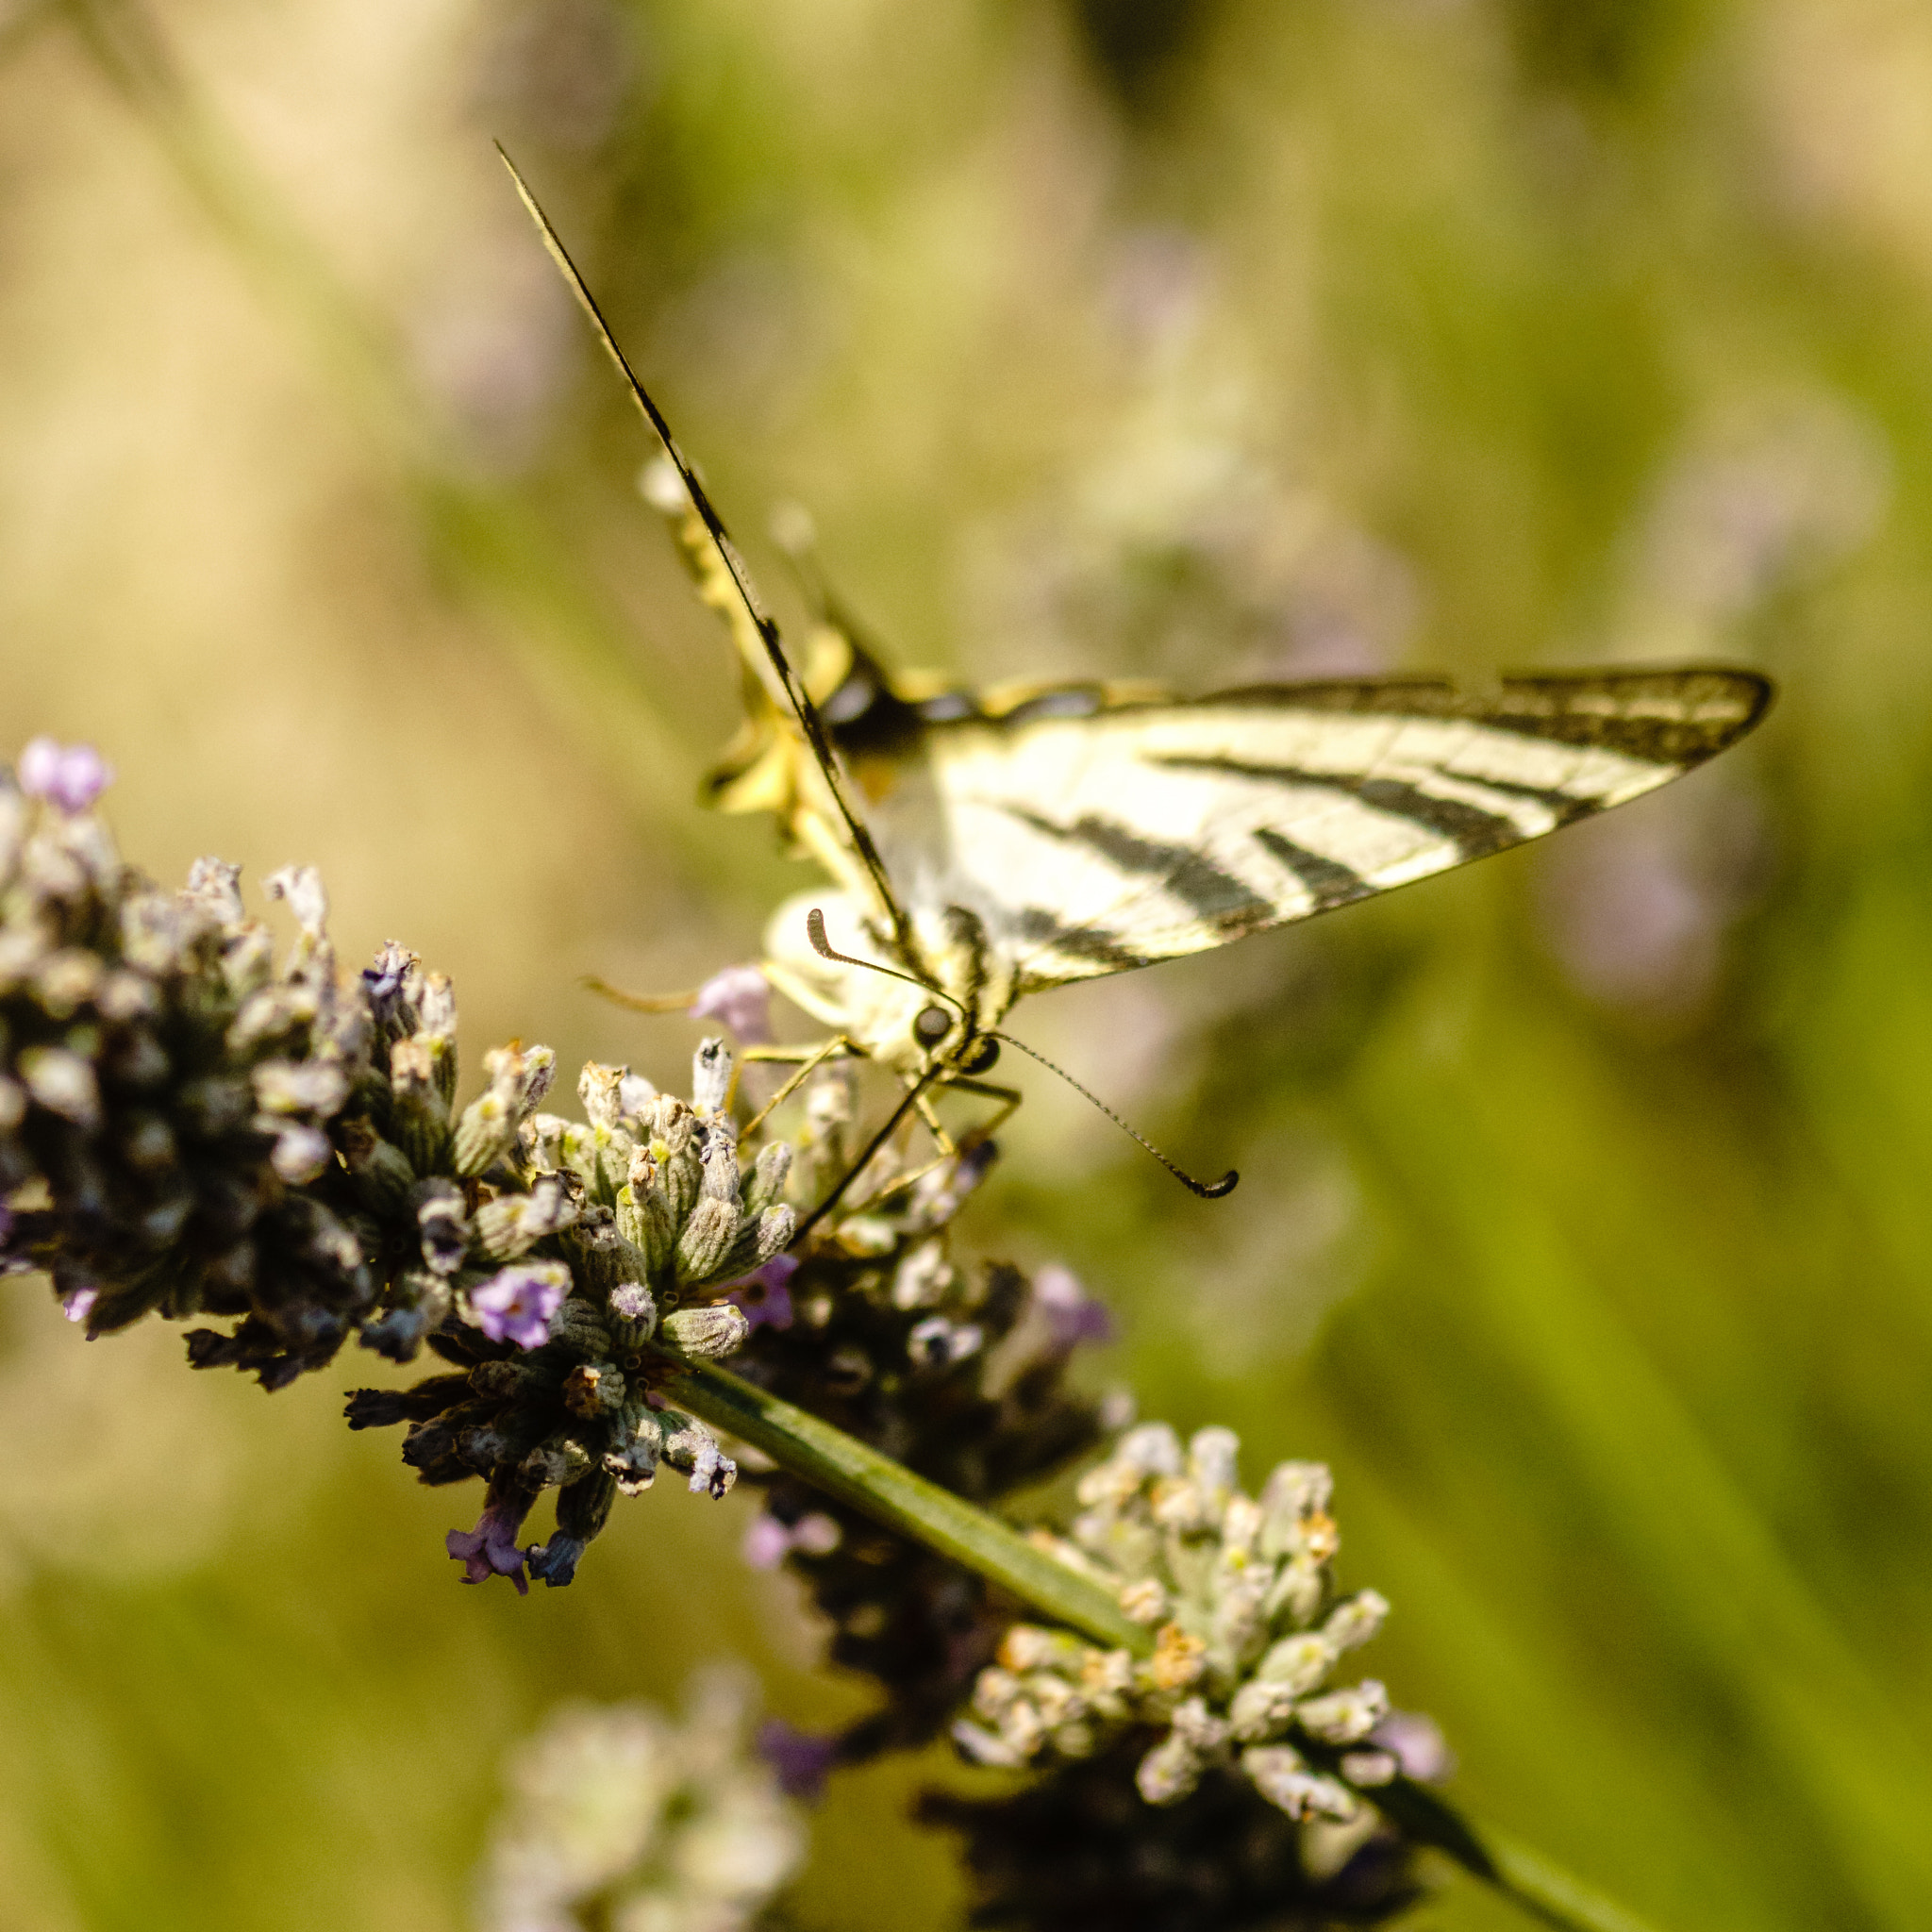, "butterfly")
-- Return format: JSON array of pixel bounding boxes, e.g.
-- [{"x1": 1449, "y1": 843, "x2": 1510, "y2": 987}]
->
[{"x1": 503, "y1": 153, "x2": 1774, "y2": 1203}]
